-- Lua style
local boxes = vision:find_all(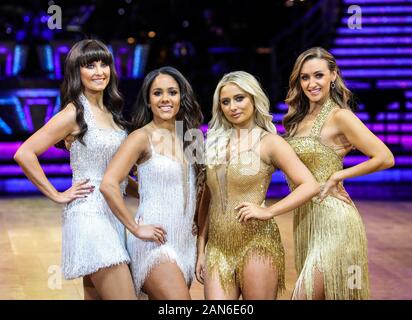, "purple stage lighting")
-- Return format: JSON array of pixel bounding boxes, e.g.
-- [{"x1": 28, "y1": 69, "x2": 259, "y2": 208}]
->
[
  {"x1": 336, "y1": 58, "x2": 412, "y2": 67},
  {"x1": 338, "y1": 27, "x2": 412, "y2": 35},
  {"x1": 0, "y1": 89, "x2": 60, "y2": 134},
  {"x1": 335, "y1": 37, "x2": 412, "y2": 45},
  {"x1": 345, "y1": 81, "x2": 371, "y2": 89},
  {"x1": 0, "y1": 142, "x2": 68, "y2": 160},
  {"x1": 342, "y1": 69, "x2": 412, "y2": 78},
  {"x1": 377, "y1": 80, "x2": 412, "y2": 89},
  {"x1": 341, "y1": 16, "x2": 412, "y2": 25},
  {"x1": 331, "y1": 48, "x2": 412, "y2": 56},
  {"x1": 358, "y1": 6, "x2": 412, "y2": 14},
  {"x1": 0, "y1": 45, "x2": 13, "y2": 76},
  {"x1": 344, "y1": 0, "x2": 412, "y2": 3},
  {"x1": 54, "y1": 45, "x2": 70, "y2": 79}
]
